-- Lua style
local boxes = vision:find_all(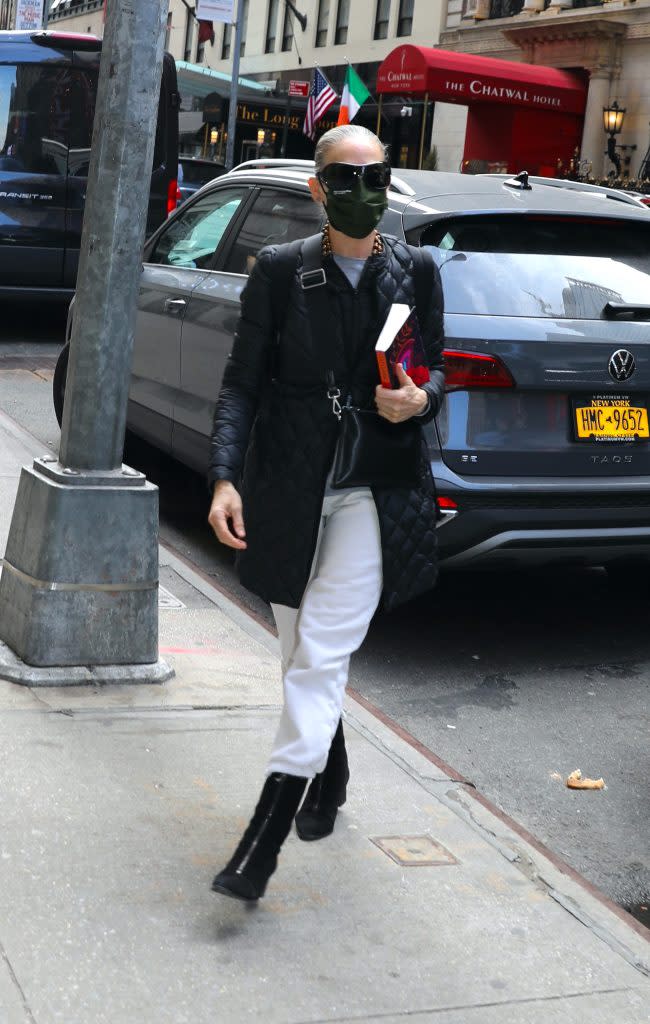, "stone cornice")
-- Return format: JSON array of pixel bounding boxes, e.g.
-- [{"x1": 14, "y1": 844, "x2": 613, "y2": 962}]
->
[
  {"x1": 440, "y1": 25, "x2": 521, "y2": 53},
  {"x1": 504, "y1": 16, "x2": 628, "y2": 45}
]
